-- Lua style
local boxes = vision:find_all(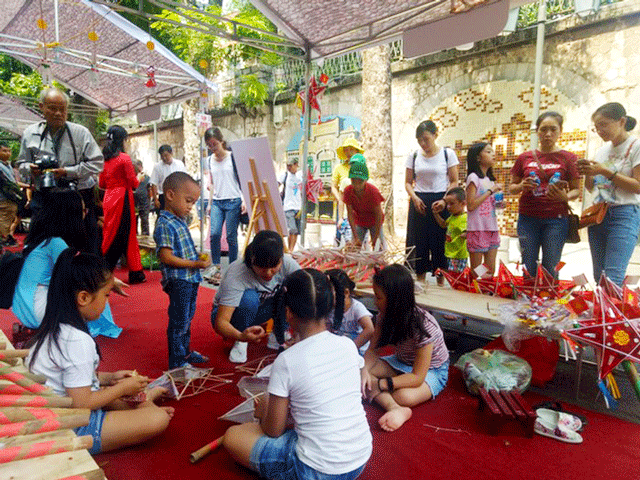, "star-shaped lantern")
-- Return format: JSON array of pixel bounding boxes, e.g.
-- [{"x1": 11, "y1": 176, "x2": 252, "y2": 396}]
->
[{"x1": 566, "y1": 288, "x2": 640, "y2": 380}]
